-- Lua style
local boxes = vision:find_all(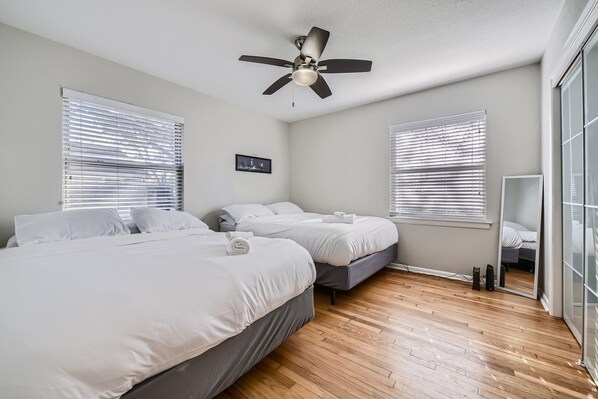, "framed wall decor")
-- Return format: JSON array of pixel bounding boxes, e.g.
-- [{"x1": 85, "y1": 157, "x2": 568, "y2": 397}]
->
[{"x1": 235, "y1": 154, "x2": 272, "y2": 174}]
